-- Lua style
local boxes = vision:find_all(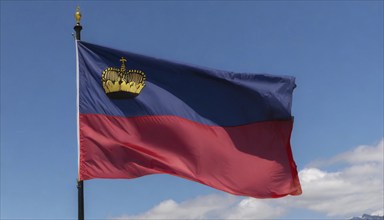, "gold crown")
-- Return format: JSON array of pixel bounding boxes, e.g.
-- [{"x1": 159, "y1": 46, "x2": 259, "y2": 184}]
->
[{"x1": 102, "y1": 57, "x2": 146, "y2": 99}]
